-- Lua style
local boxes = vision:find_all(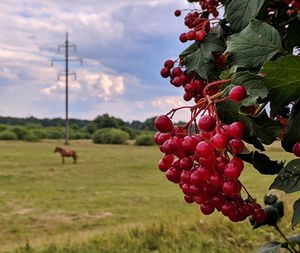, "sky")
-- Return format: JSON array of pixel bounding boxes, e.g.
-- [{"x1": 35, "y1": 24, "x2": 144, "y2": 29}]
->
[{"x1": 0, "y1": 0, "x2": 197, "y2": 122}]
